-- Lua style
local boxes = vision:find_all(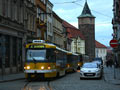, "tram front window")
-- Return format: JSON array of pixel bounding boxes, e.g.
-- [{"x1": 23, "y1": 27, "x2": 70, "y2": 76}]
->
[{"x1": 27, "y1": 50, "x2": 46, "y2": 61}]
